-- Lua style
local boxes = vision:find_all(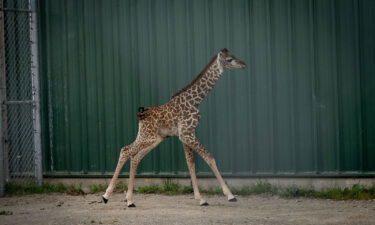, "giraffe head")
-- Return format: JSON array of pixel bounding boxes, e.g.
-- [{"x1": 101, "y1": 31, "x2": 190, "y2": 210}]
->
[{"x1": 217, "y1": 48, "x2": 246, "y2": 70}]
